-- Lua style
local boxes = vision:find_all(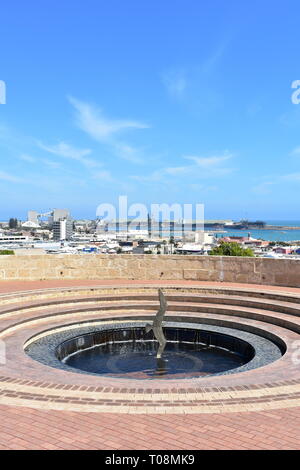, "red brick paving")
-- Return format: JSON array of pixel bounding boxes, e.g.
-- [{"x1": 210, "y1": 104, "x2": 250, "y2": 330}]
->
[
  {"x1": 0, "y1": 278, "x2": 300, "y2": 294},
  {"x1": 0, "y1": 403, "x2": 299, "y2": 450}
]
